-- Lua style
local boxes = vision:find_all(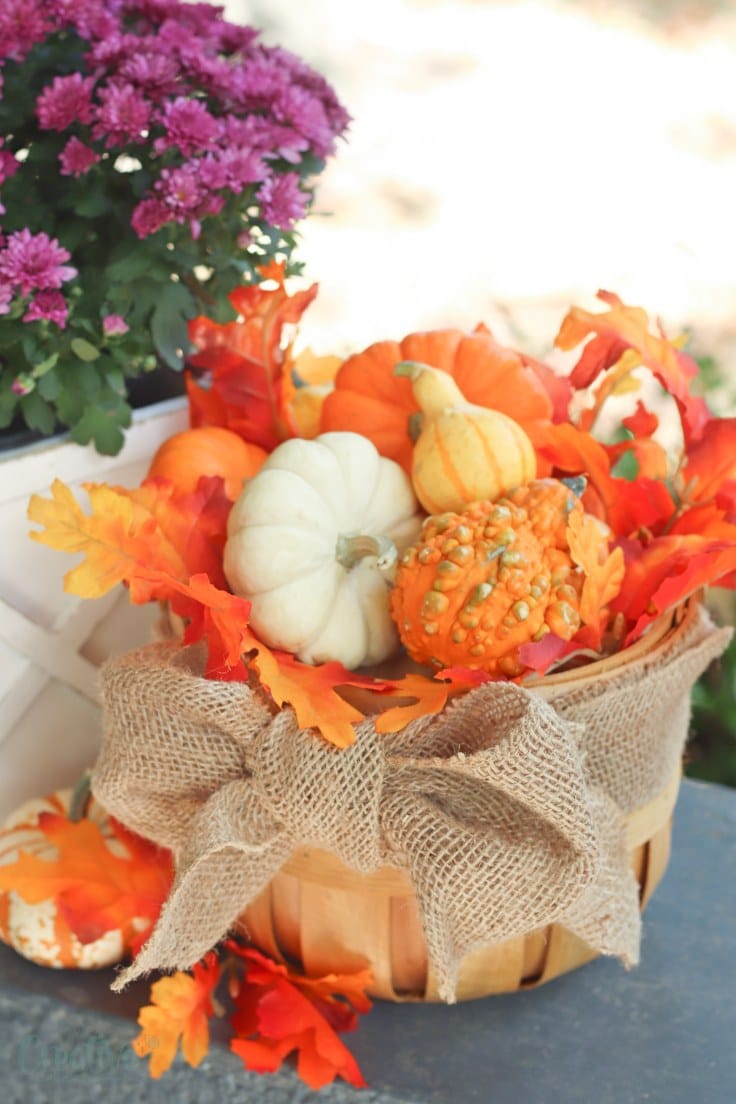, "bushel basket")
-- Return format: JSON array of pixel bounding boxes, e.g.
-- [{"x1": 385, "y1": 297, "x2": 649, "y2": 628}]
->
[{"x1": 92, "y1": 598, "x2": 730, "y2": 1003}]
